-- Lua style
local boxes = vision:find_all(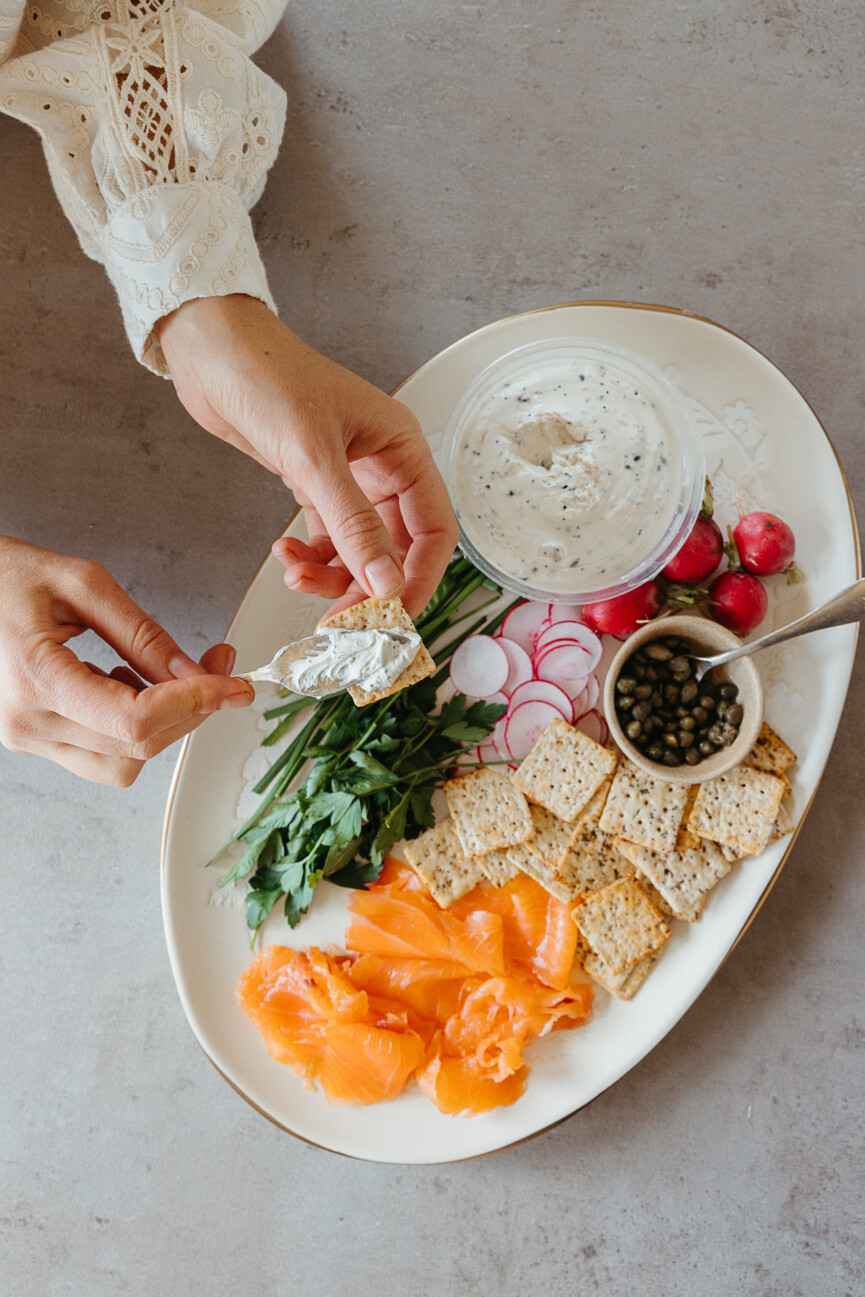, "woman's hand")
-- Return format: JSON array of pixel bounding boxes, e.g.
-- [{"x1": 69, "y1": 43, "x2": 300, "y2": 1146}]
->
[
  {"x1": 155, "y1": 296, "x2": 458, "y2": 620},
  {"x1": 0, "y1": 537, "x2": 253, "y2": 786}
]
